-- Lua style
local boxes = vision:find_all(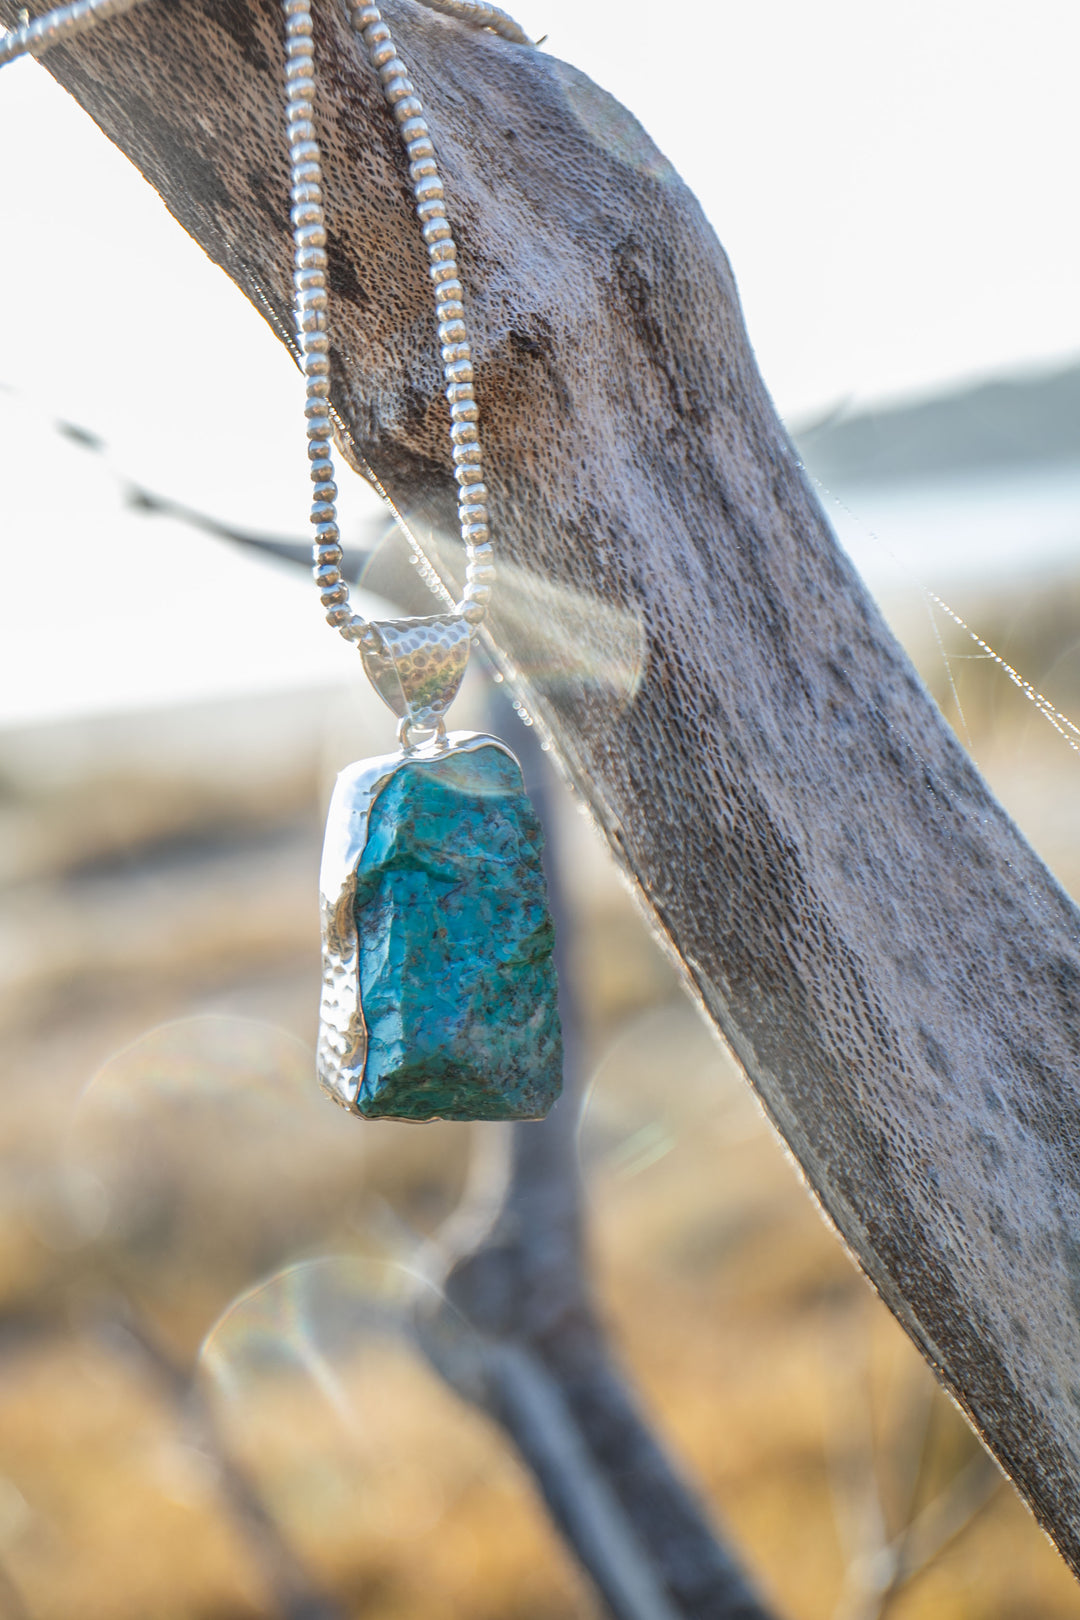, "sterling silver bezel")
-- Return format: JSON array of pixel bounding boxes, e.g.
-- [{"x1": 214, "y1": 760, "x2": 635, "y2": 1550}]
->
[{"x1": 316, "y1": 729, "x2": 521, "y2": 1113}]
